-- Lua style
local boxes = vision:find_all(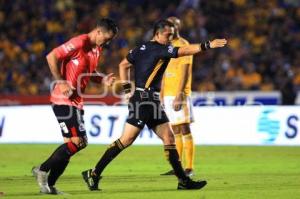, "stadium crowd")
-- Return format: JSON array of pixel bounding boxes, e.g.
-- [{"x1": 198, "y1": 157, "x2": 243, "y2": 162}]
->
[{"x1": 0, "y1": 0, "x2": 300, "y2": 96}]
